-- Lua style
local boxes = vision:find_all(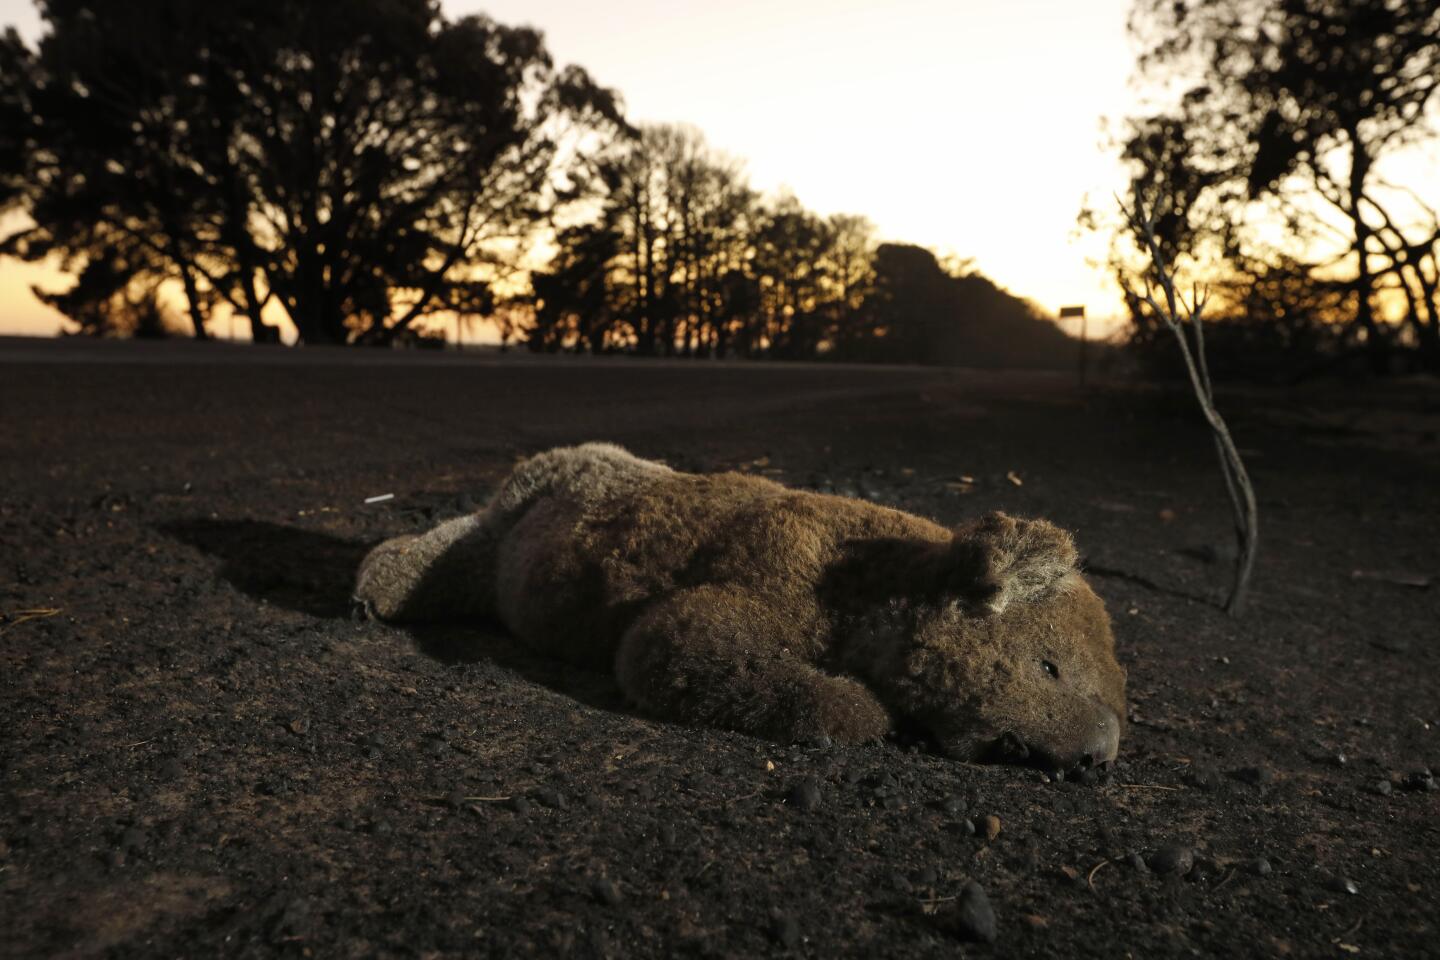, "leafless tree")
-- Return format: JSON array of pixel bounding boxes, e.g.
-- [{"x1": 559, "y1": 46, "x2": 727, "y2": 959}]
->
[{"x1": 1120, "y1": 193, "x2": 1260, "y2": 616}]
